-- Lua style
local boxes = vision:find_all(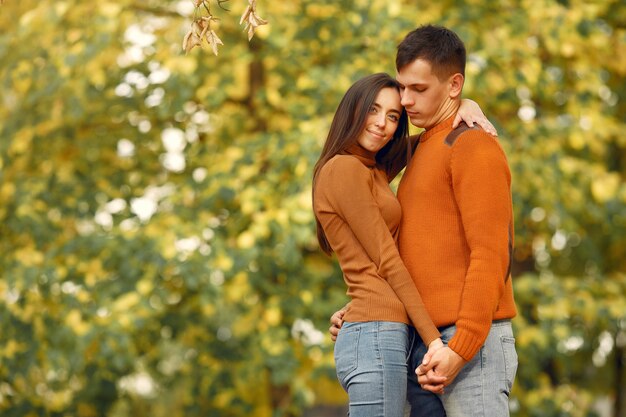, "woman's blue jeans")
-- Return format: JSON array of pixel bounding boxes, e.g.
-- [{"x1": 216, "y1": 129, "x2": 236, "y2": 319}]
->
[{"x1": 334, "y1": 321, "x2": 411, "y2": 417}]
